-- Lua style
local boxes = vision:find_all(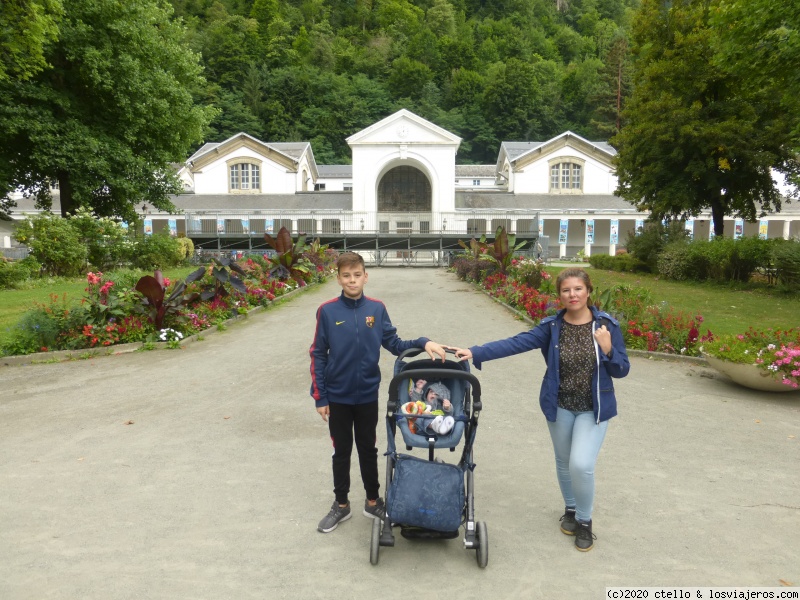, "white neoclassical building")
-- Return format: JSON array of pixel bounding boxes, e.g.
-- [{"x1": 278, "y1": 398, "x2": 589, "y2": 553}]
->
[{"x1": 4, "y1": 109, "x2": 799, "y2": 262}]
